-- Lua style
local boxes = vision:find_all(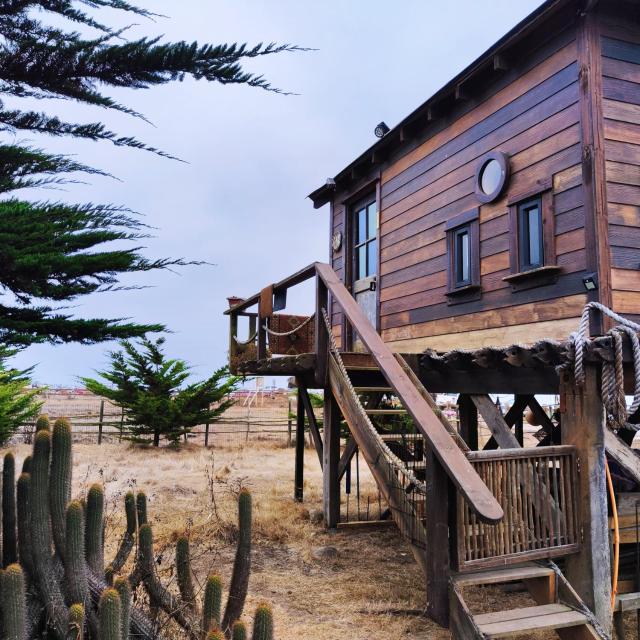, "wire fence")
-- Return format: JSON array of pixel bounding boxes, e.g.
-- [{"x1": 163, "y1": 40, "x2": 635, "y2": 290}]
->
[{"x1": 18, "y1": 389, "x2": 300, "y2": 447}]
